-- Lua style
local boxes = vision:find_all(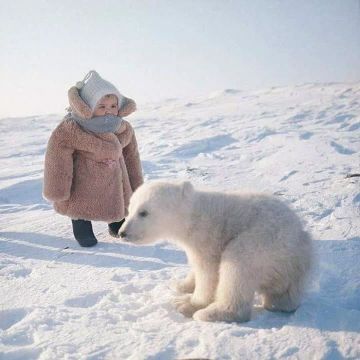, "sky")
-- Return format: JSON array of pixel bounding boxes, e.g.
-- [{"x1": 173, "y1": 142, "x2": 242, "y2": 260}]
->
[{"x1": 1, "y1": 0, "x2": 360, "y2": 118}]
